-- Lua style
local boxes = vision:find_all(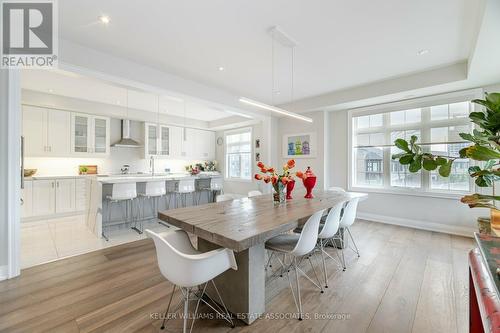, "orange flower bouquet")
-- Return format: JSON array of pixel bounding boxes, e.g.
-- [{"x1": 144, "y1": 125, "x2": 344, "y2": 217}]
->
[{"x1": 254, "y1": 159, "x2": 296, "y2": 204}]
